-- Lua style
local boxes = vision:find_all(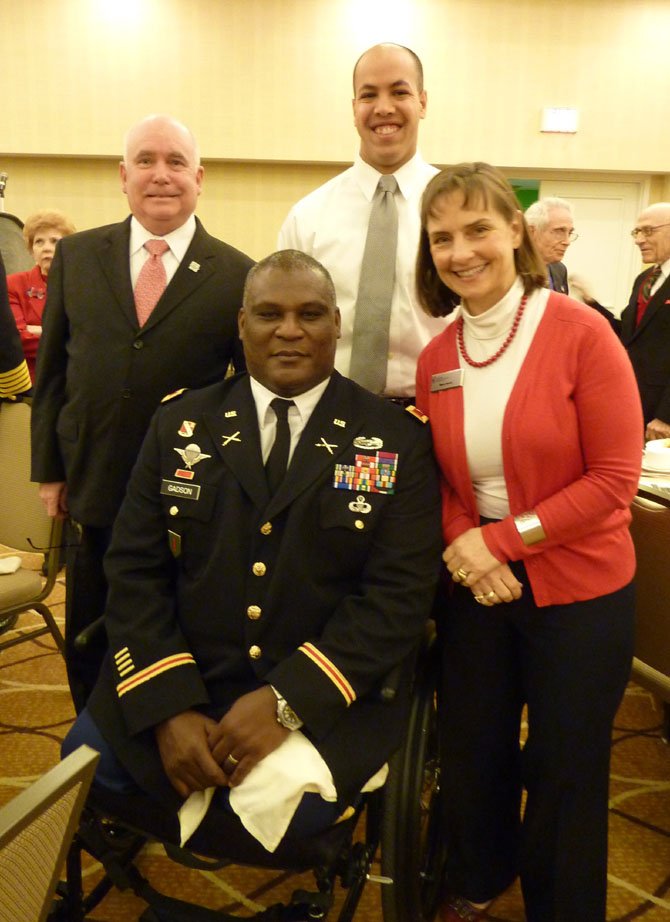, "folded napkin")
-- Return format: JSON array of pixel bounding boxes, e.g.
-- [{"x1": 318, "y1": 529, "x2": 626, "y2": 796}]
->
[
  {"x1": 0, "y1": 556, "x2": 22, "y2": 575},
  {"x1": 177, "y1": 731, "x2": 388, "y2": 852}
]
